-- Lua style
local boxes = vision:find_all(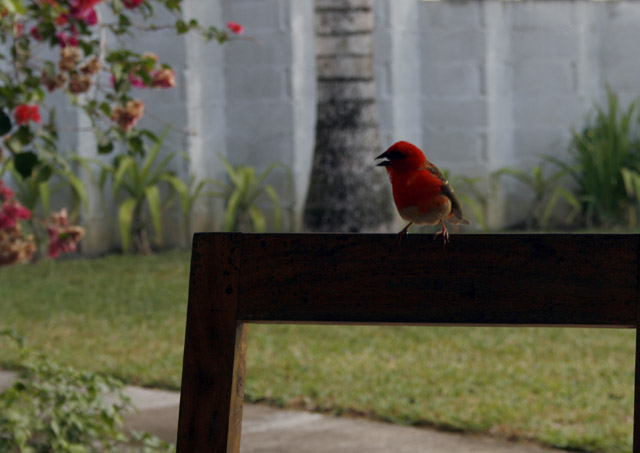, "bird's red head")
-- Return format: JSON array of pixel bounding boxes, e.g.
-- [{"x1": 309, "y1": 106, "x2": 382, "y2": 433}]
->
[{"x1": 375, "y1": 141, "x2": 427, "y2": 172}]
